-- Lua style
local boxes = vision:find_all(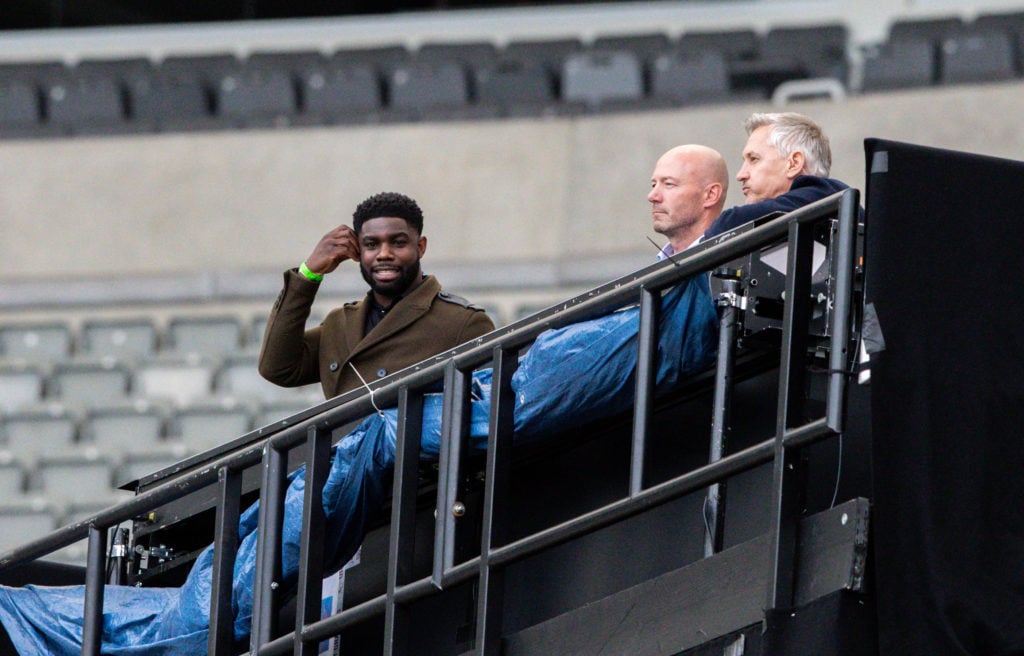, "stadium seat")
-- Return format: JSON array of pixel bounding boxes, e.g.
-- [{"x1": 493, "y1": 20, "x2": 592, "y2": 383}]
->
[
  {"x1": 48, "y1": 359, "x2": 132, "y2": 405},
  {"x1": 0, "y1": 458, "x2": 26, "y2": 498},
  {"x1": 473, "y1": 58, "x2": 557, "y2": 116},
  {"x1": 81, "y1": 400, "x2": 168, "y2": 455},
  {"x1": 215, "y1": 352, "x2": 321, "y2": 403},
  {"x1": 128, "y1": 73, "x2": 220, "y2": 131},
  {"x1": 332, "y1": 45, "x2": 409, "y2": 72},
  {"x1": 592, "y1": 32, "x2": 674, "y2": 64},
  {"x1": 889, "y1": 16, "x2": 966, "y2": 43},
  {"x1": 0, "y1": 403, "x2": 79, "y2": 465},
  {"x1": 415, "y1": 41, "x2": 499, "y2": 66},
  {"x1": 168, "y1": 398, "x2": 256, "y2": 453},
  {"x1": 0, "y1": 321, "x2": 72, "y2": 363},
  {"x1": 677, "y1": 29, "x2": 760, "y2": 63},
  {"x1": 80, "y1": 317, "x2": 159, "y2": 358},
  {"x1": 245, "y1": 49, "x2": 329, "y2": 76},
  {"x1": 0, "y1": 363, "x2": 46, "y2": 414},
  {"x1": 256, "y1": 398, "x2": 318, "y2": 429},
  {"x1": 114, "y1": 447, "x2": 190, "y2": 486},
  {"x1": 387, "y1": 61, "x2": 471, "y2": 116},
  {"x1": 503, "y1": 38, "x2": 584, "y2": 77},
  {"x1": 215, "y1": 70, "x2": 298, "y2": 127},
  {"x1": 860, "y1": 38, "x2": 936, "y2": 91},
  {"x1": 73, "y1": 57, "x2": 155, "y2": 82},
  {"x1": 134, "y1": 354, "x2": 217, "y2": 407},
  {"x1": 166, "y1": 315, "x2": 244, "y2": 356},
  {"x1": 43, "y1": 77, "x2": 127, "y2": 134},
  {"x1": 650, "y1": 50, "x2": 731, "y2": 106},
  {"x1": 972, "y1": 11, "x2": 1024, "y2": 37},
  {"x1": 34, "y1": 452, "x2": 120, "y2": 508},
  {"x1": 940, "y1": 31, "x2": 1017, "y2": 84},
  {"x1": 0, "y1": 500, "x2": 60, "y2": 553},
  {"x1": 561, "y1": 50, "x2": 644, "y2": 110},
  {"x1": 0, "y1": 81, "x2": 42, "y2": 131},
  {"x1": 761, "y1": 24, "x2": 849, "y2": 79},
  {"x1": 298, "y1": 65, "x2": 382, "y2": 123}
]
